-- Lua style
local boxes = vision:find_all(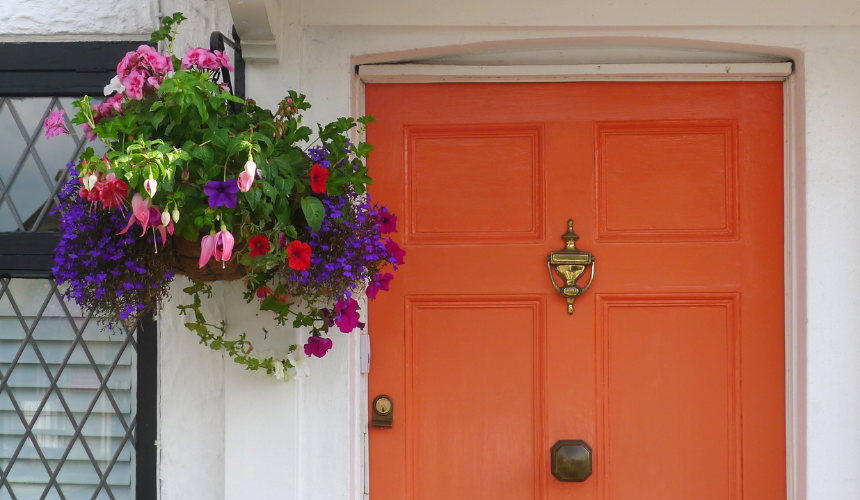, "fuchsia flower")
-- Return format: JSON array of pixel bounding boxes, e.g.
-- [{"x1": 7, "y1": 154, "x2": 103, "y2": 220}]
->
[
  {"x1": 385, "y1": 239, "x2": 406, "y2": 265},
  {"x1": 255, "y1": 286, "x2": 273, "y2": 300},
  {"x1": 198, "y1": 227, "x2": 235, "y2": 267},
  {"x1": 118, "y1": 193, "x2": 173, "y2": 244},
  {"x1": 214, "y1": 228, "x2": 234, "y2": 262},
  {"x1": 334, "y1": 298, "x2": 361, "y2": 333},
  {"x1": 366, "y1": 272, "x2": 394, "y2": 300},
  {"x1": 304, "y1": 335, "x2": 333, "y2": 358},
  {"x1": 43, "y1": 110, "x2": 69, "y2": 139},
  {"x1": 98, "y1": 173, "x2": 129, "y2": 209},
  {"x1": 378, "y1": 207, "x2": 397, "y2": 234},
  {"x1": 237, "y1": 171, "x2": 254, "y2": 192}
]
